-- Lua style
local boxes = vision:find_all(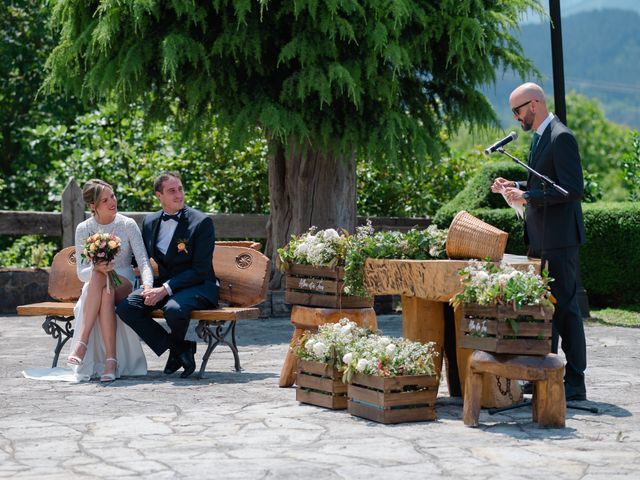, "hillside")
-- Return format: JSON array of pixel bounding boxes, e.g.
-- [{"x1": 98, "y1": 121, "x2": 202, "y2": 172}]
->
[{"x1": 487, "y1": 8, "x2": 640, "y2": 129}]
